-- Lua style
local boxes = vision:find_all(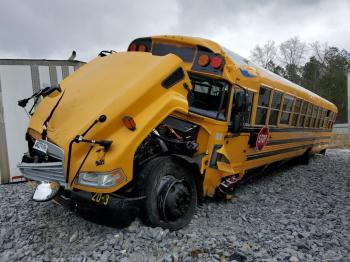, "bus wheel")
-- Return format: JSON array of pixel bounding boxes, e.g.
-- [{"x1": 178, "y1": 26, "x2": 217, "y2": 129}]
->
[{"x1": 138, "y1": 156, "x2": 197, "y2": 230}]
